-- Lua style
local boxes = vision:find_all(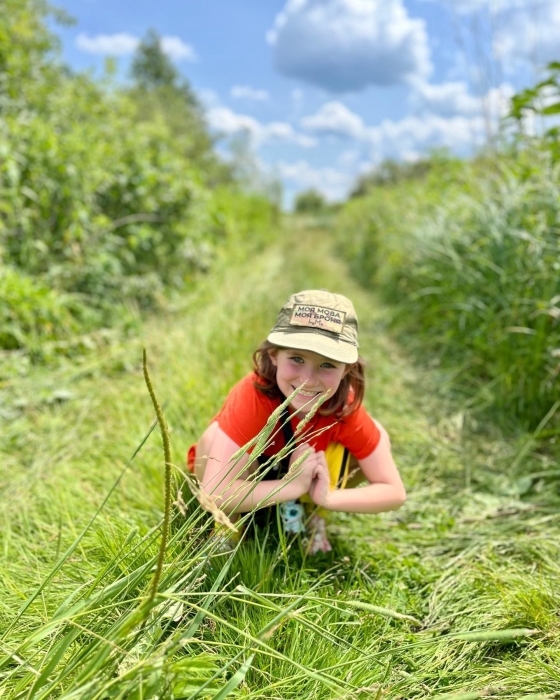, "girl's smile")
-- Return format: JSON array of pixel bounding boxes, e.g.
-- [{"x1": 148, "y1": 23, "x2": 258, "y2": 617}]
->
[{"x1": 269, "y1": 347, "x2": 347, "y2": 414}]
